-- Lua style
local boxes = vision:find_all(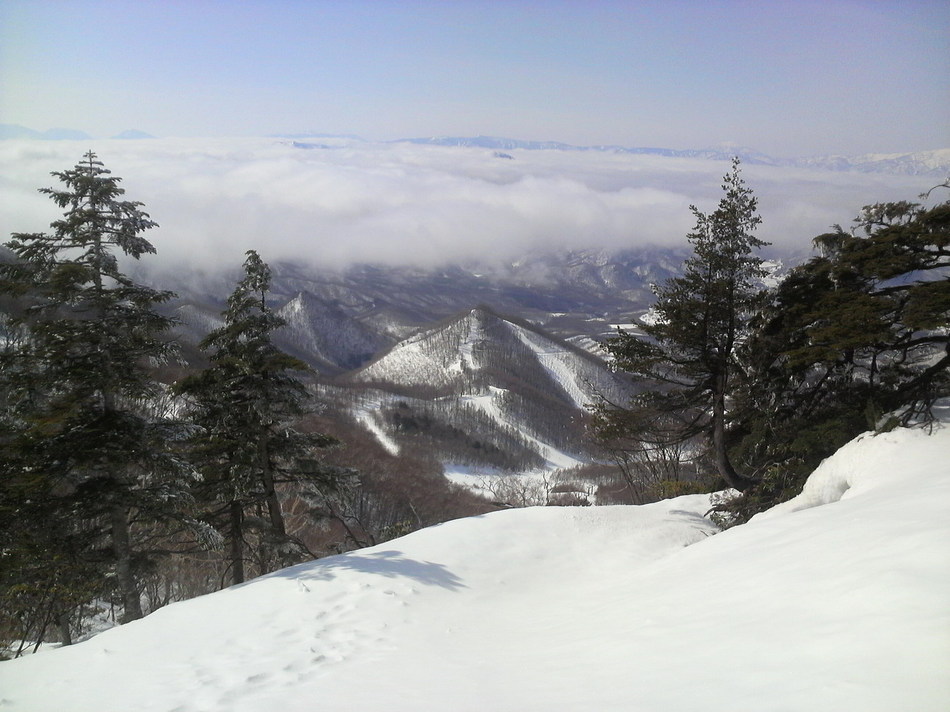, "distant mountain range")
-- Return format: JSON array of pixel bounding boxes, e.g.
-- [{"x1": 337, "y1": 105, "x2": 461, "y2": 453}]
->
[
  {"x1": 4, "y1": 123, "x2": 947, "y2": 176},
  {"x1": 0, "y1": 124, "x2": 94, "y2": 141},
  {"x1": 160, "y1": 246, "x2": 692, "y2": 374},
  {"x1": 0, "y1": 124, "x2": 154, "y2": 140},
  {"x1": 398, "y1": 135, "x2": 950, "y2": 177}
]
